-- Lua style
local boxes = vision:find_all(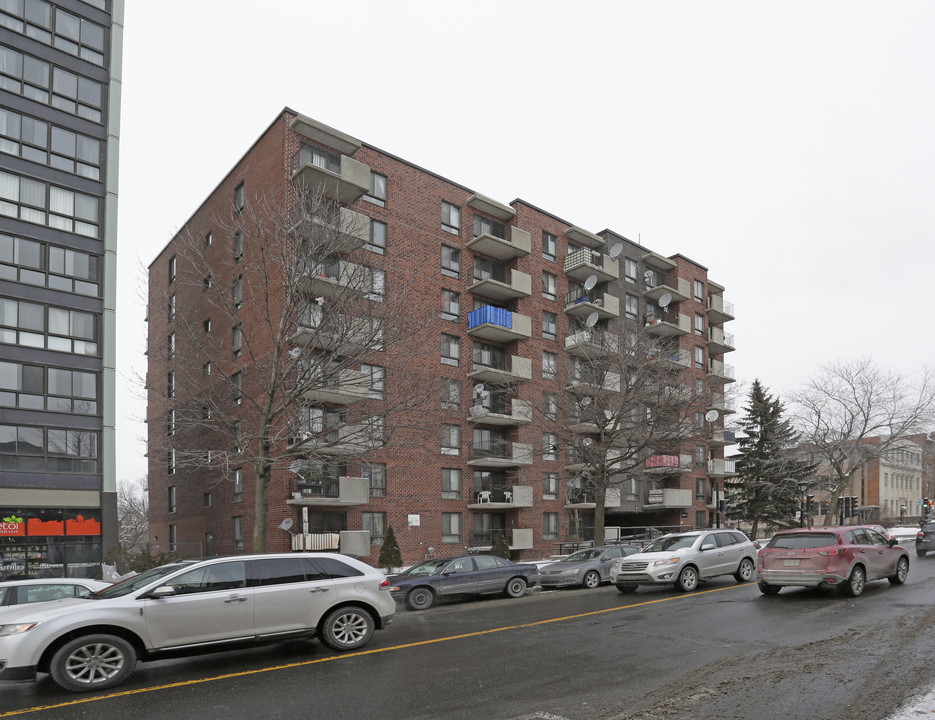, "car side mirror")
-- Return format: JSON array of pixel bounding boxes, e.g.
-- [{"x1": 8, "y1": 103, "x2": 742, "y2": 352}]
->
[
  {"x1": 149, "y1": 585, "x2": 177, "y2": 598},
  {"x1": 888, "y1": 538, "x2": 898, "y2": 547},
  {"x1": 700, "y1": 543, "x2": 716, "y2": 551}
]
